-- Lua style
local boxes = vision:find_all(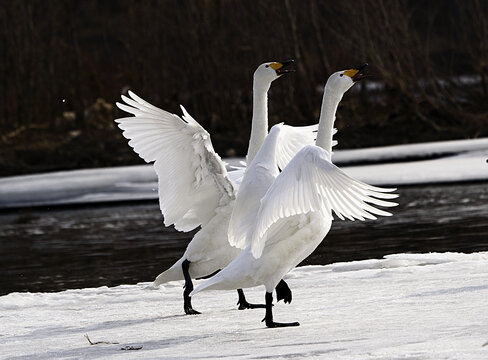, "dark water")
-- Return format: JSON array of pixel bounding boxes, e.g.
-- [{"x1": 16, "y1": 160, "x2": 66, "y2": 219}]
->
[{"x1": 1, "y1": 182, "x2": 487, "y2": 295}]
